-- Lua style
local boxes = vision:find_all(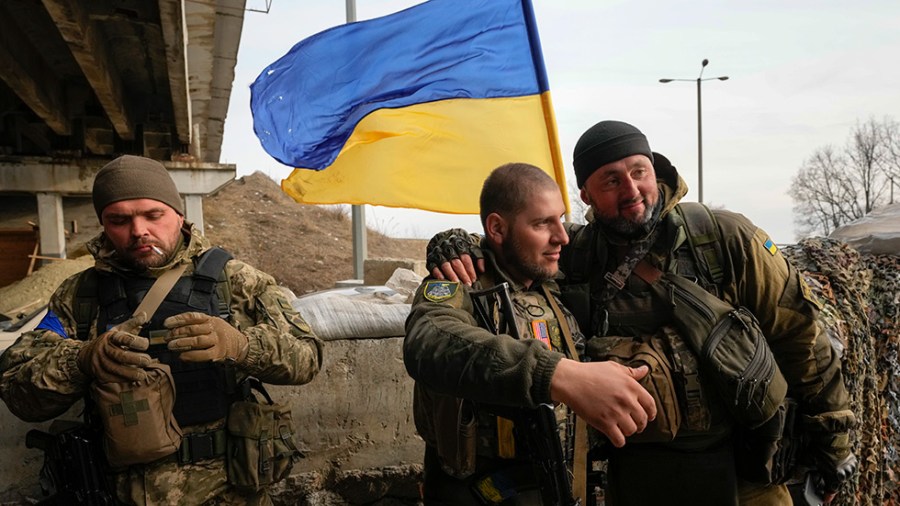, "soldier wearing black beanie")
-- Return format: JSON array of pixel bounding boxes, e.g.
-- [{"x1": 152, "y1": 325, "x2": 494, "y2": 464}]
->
[{"x1": 572, "y1": 120, "x2": 654, "y2": 188}]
